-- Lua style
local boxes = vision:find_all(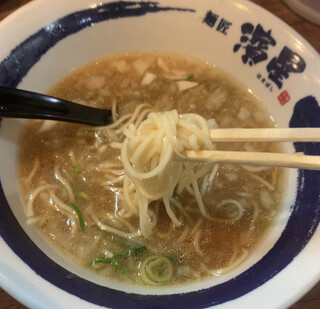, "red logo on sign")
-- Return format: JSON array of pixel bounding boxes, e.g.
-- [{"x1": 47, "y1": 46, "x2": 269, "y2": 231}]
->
[{"x1": 278, "y1": 90, "x2": 290, "y2": 105}]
